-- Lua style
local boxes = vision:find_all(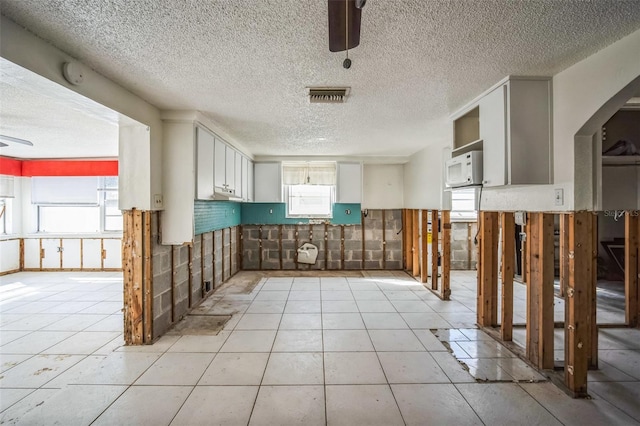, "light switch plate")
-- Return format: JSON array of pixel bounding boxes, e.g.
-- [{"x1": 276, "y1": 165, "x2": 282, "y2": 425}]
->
[
  {"x1": 153, "y1": 194, "x2": 163, "y2": 209},
  {"x1": 554, "y1": 189, "x2": 564, "y2": 206}
]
